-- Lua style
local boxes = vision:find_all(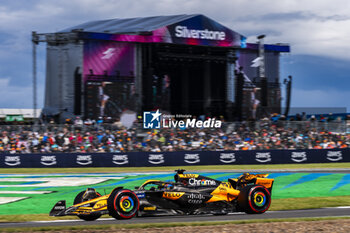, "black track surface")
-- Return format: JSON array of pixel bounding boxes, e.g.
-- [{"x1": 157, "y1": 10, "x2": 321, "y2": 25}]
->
[{"x1": 1, "y1": 207, "x2": 350, "y2": 228}]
